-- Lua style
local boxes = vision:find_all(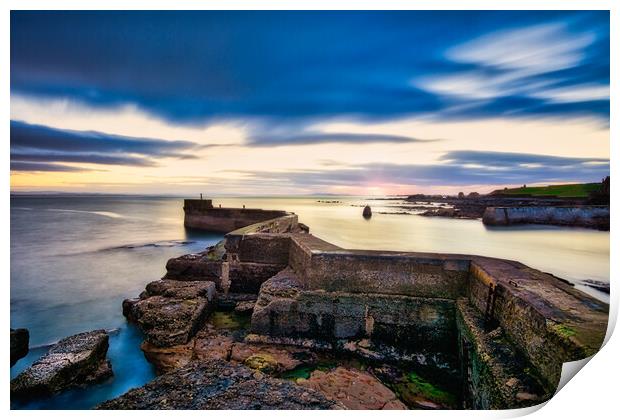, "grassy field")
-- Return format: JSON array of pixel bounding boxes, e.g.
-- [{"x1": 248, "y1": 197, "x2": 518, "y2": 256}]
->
[{"x1": 492, "y1": 183, "x2": 601, "y2": 198}]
